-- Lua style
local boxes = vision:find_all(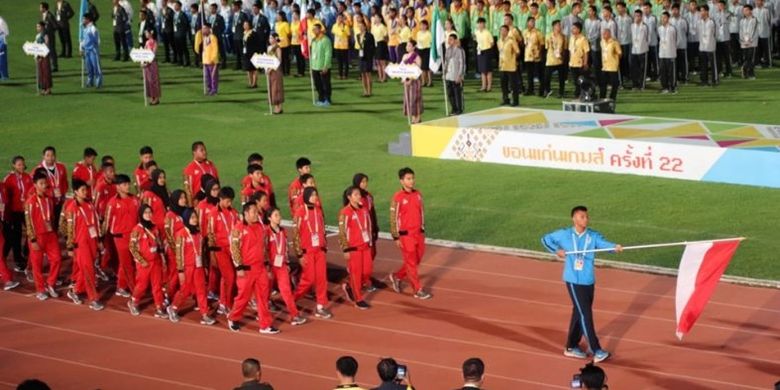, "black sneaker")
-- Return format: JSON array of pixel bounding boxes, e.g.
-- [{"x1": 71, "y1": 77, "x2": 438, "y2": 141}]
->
[
  {"x1": 200, "y1": 315, "x2": 216, "y2": 326},
  {"x1": 342, "y1": 283, "x2": 355, "y2": 302},
  {"x1": 291, "y1": 315, "x2": 307, "y2": 326},
  {"x1": 228, "y1": 319, "x2": 240, "y2": 332},
  {"x1": 259, "y1": 326, "x2": 281, "y2": 335},
  {"x1": 154, "y1": 309, "x2": 169, "y2": 319},
  {"x1": 315, "y1": 307, "x2": 333, "y2": 319},
  {"x1": 356, "y1": 301, "x2": 370, "y2": 310},
  {"x1": 127, "y1": 301, "x2": 140, "y2": 316}
]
